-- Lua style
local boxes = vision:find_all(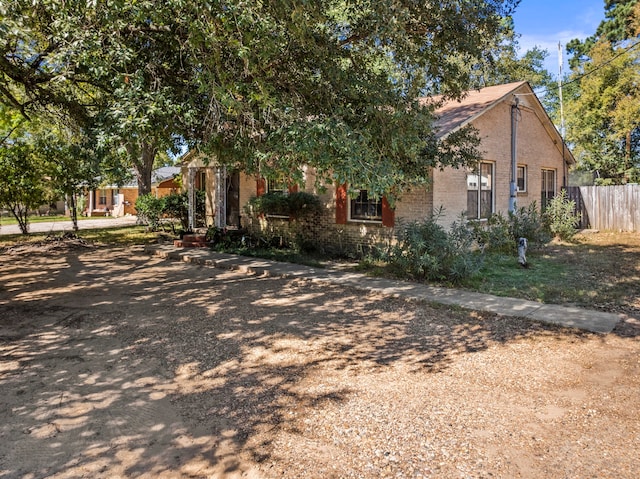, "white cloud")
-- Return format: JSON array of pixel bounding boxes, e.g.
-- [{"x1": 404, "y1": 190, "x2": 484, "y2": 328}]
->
[{"x1": 517, "y1": 30, "x2": 593, "y2": 77}]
